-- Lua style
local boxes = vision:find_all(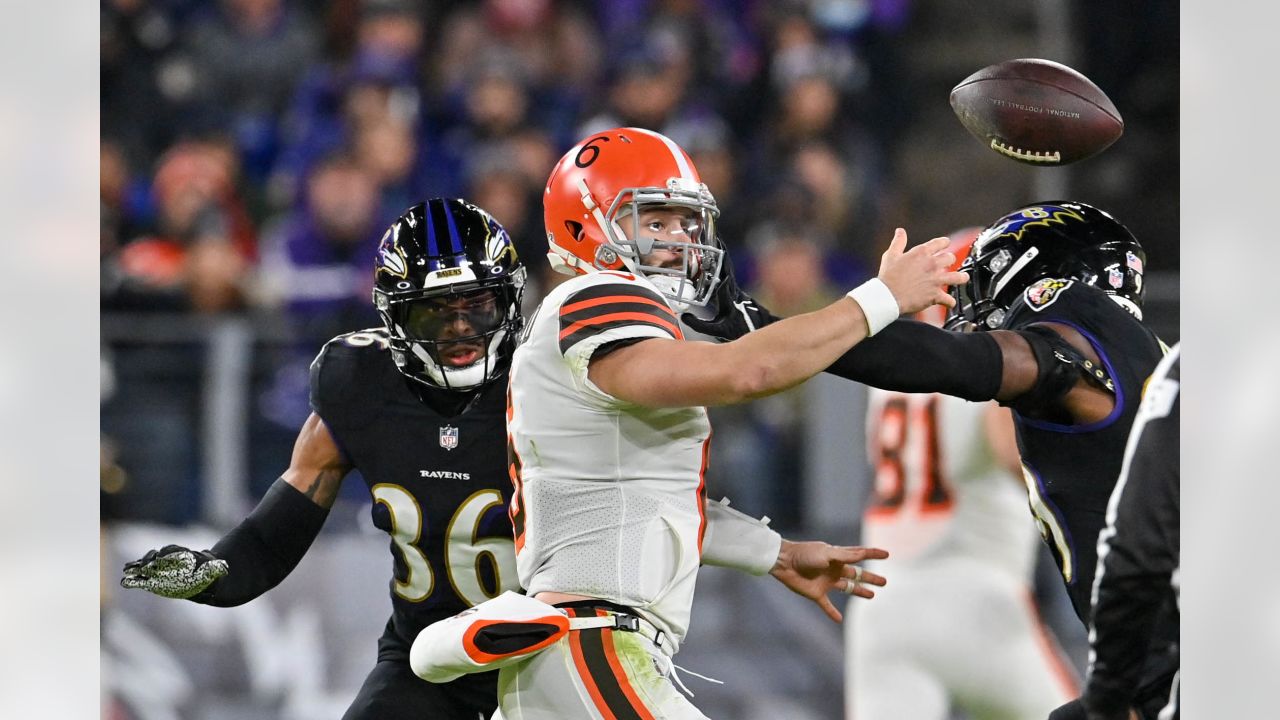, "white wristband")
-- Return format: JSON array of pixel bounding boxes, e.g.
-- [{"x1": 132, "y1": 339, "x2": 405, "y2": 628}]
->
[{"x1": 846, "y1": 278, "x2": 900, "y2": 336}]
